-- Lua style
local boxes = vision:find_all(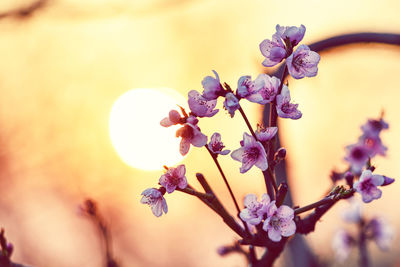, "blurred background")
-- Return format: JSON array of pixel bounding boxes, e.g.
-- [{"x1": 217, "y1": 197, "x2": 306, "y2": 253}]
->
[{"x1": 0, "y1": 0, "x2": 399, "y2": 266}]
